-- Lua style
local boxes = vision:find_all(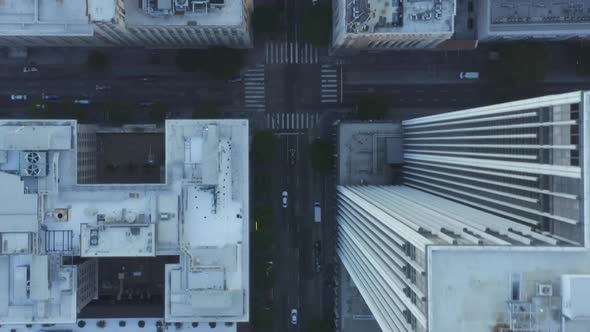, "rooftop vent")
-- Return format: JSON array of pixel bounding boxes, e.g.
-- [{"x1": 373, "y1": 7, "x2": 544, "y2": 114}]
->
[{"x1": 19, "y1": 151, "x2": 47, "y2": 177}]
